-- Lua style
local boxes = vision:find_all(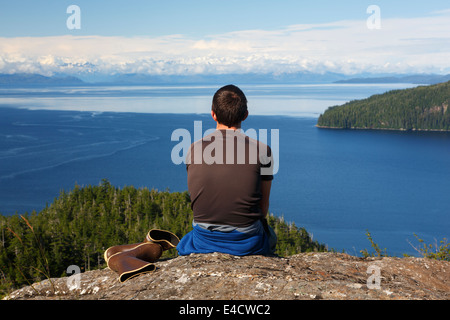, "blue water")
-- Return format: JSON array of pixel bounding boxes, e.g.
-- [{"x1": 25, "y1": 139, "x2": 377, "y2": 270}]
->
[{"x1": 0, "y1": 83, "x2": 449, "y2": 256}]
